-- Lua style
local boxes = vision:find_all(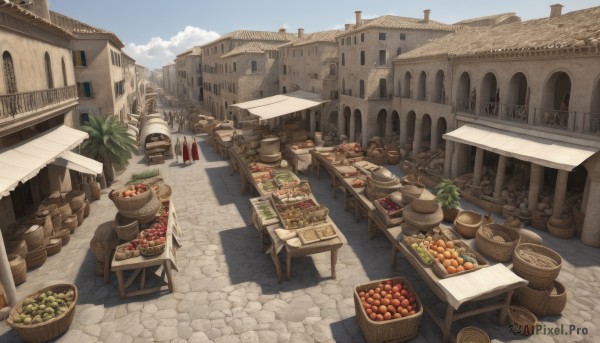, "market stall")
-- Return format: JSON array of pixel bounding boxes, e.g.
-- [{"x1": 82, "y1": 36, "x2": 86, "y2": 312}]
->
[{"x1": 139, "y1": 122, "x2": 172, "y2": 164}]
